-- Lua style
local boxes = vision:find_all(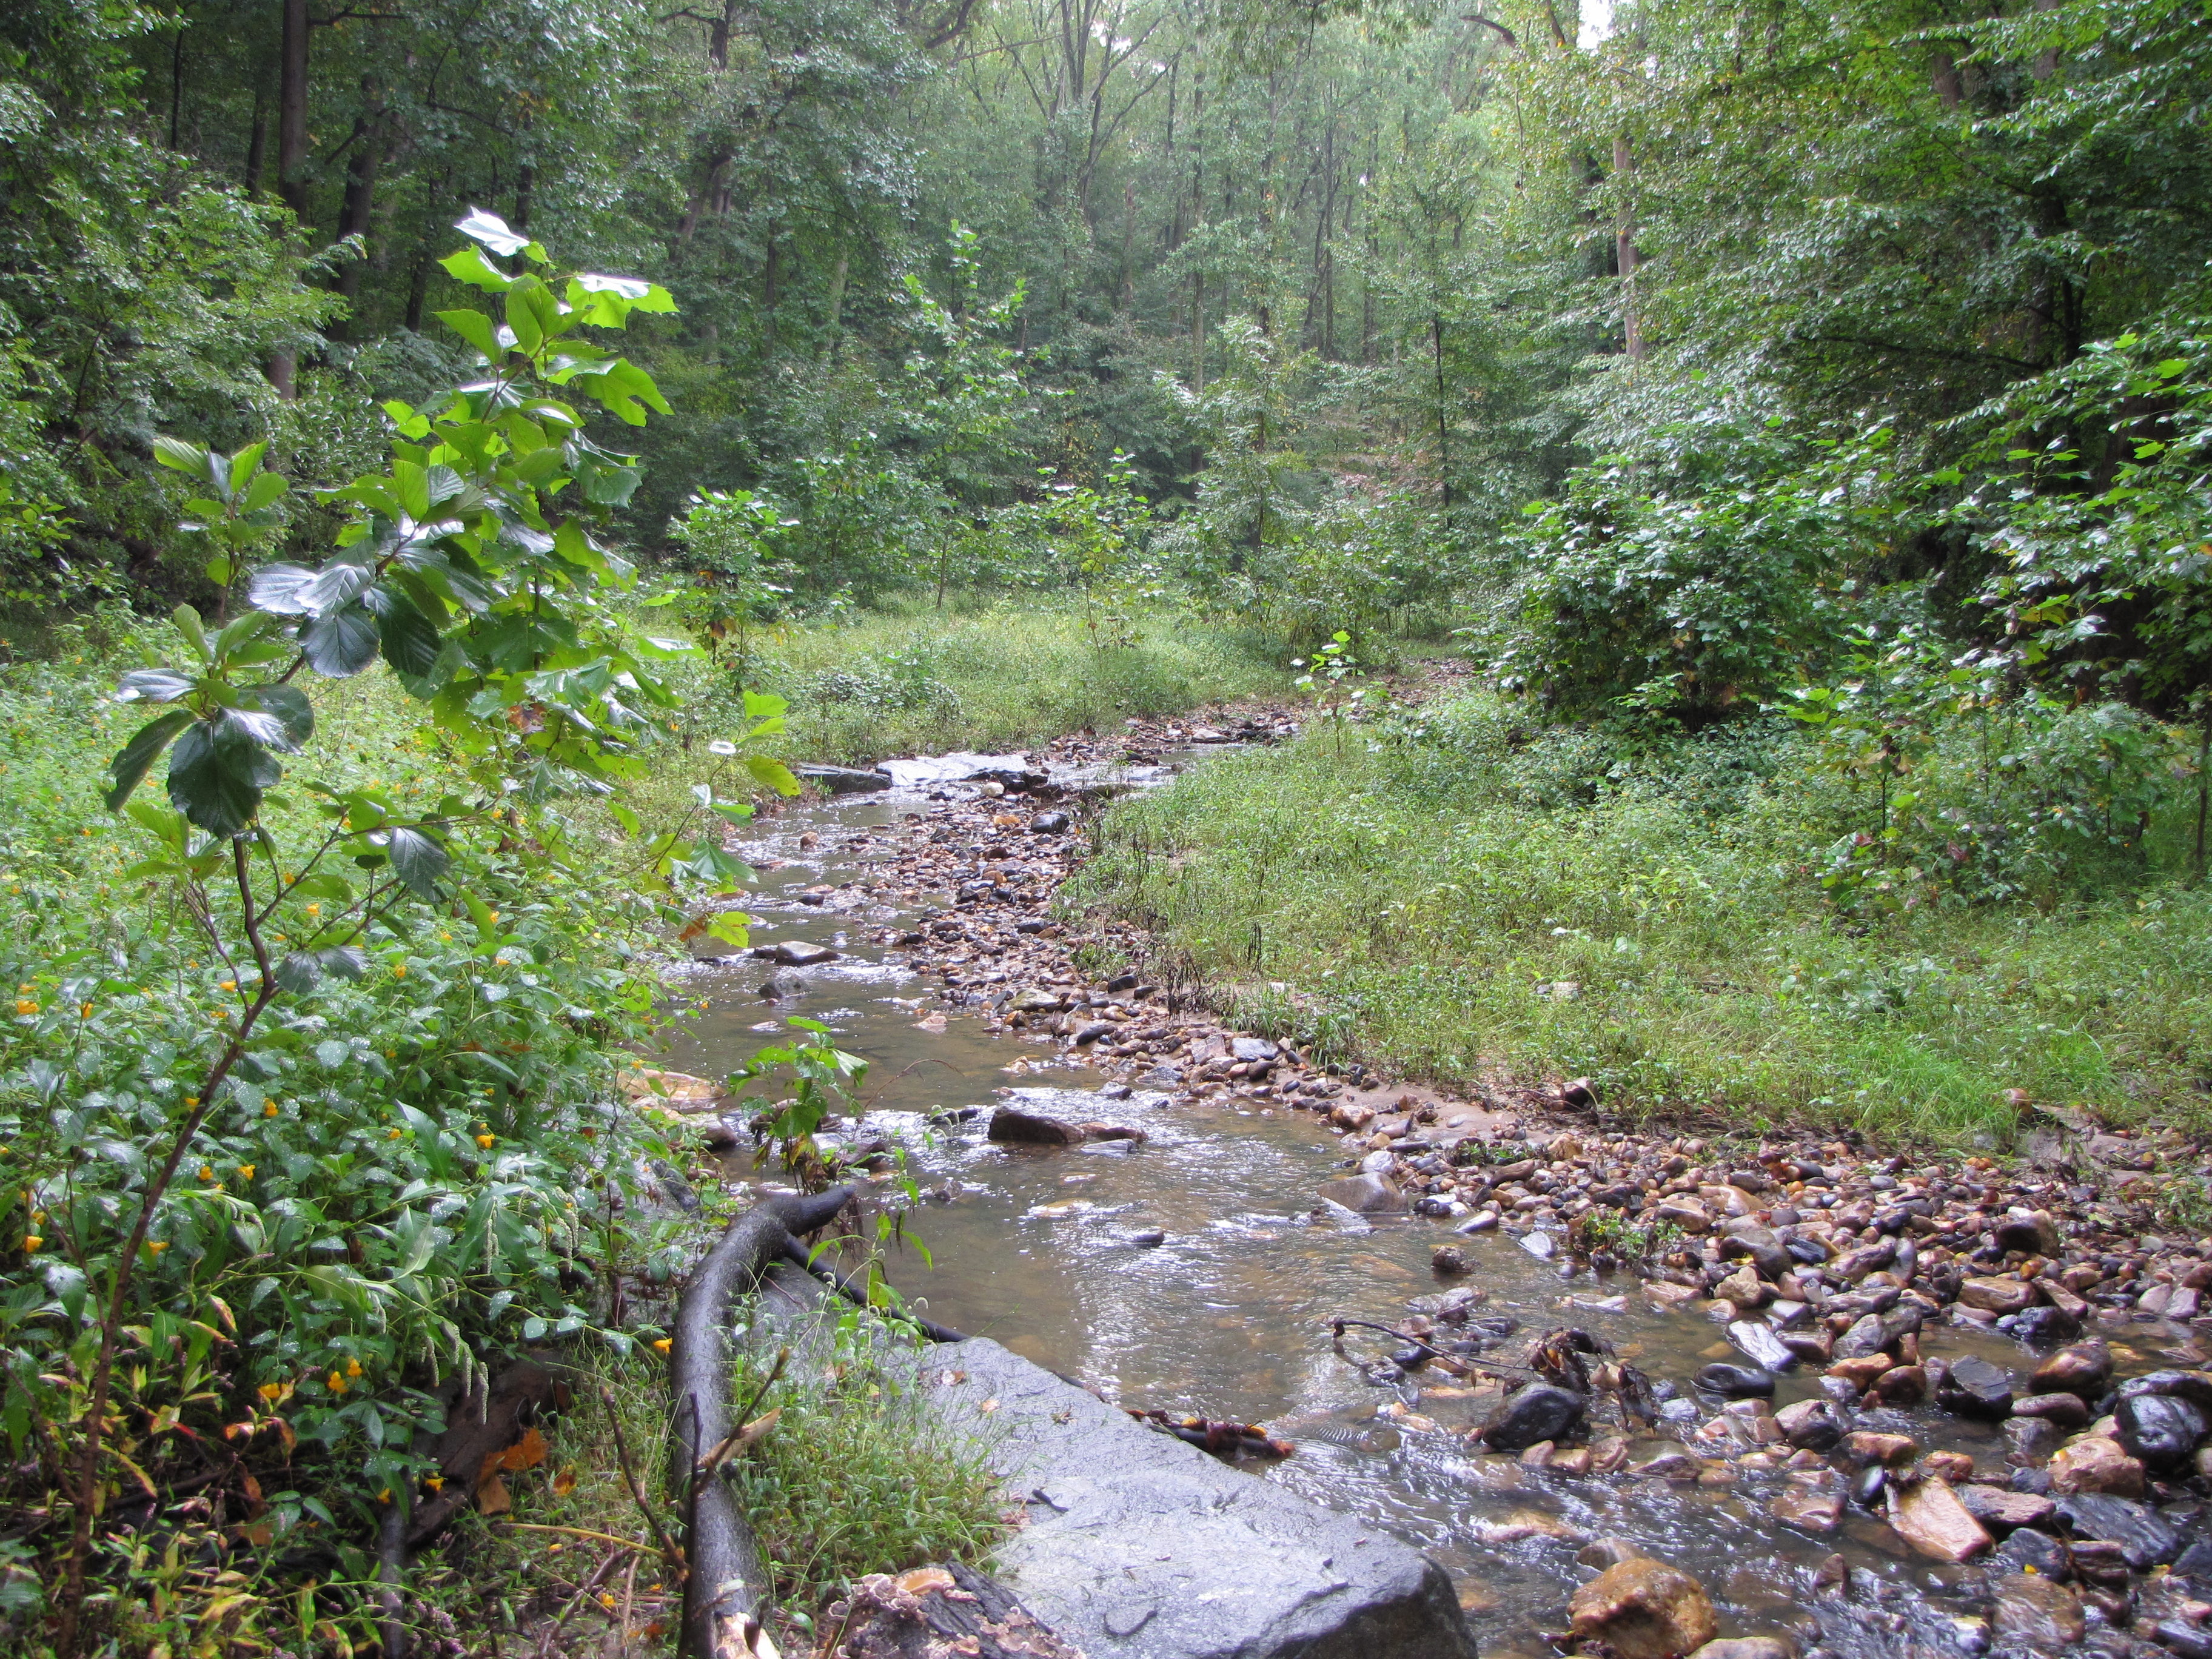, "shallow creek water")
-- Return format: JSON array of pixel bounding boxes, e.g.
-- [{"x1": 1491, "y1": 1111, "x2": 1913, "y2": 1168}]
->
[{"x1": 647, "y1": 758, "x2": 2126, "y2": 1658}]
